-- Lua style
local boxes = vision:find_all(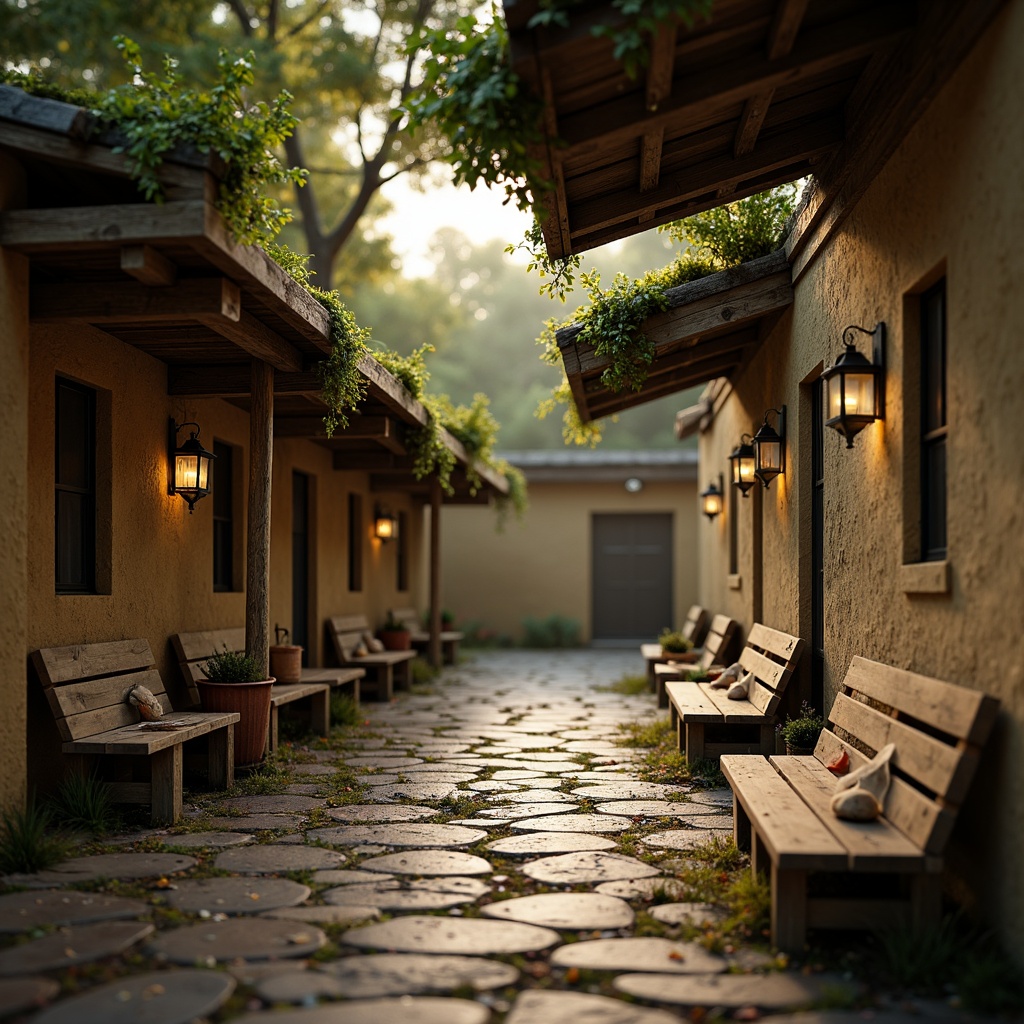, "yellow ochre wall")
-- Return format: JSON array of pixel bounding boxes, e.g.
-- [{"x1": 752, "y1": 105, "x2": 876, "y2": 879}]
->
[
  {"x1": 23, "y1": 320, "x2": 423, "y2": 794},
  {"x1": 442, "y1": 478, "x2": 699, "y2": 644},
  {"x1": 699, "y1": 3, "x2": 1024, "y2": 958}
]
